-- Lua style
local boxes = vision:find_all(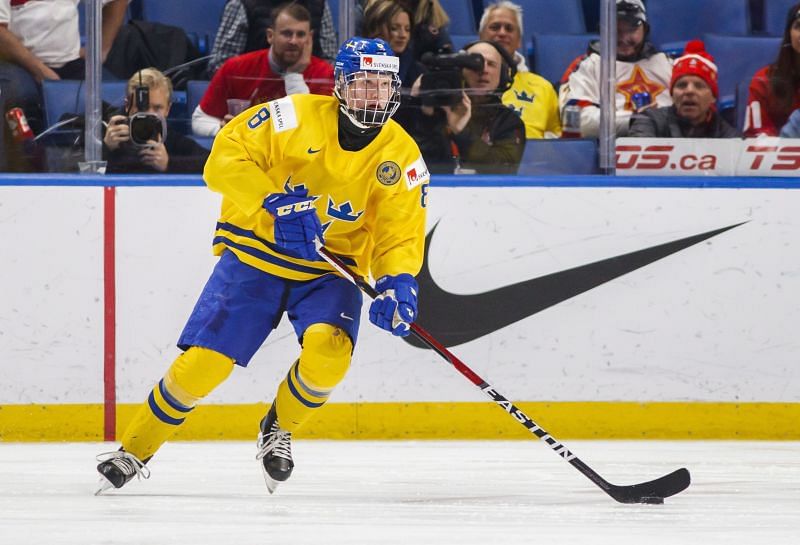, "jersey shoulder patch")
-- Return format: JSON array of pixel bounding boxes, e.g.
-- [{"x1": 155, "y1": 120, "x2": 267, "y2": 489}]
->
[
  {"x1": 404, "y1": 155, "x2": 430, "y2": 190},
  {"x1": 269, "y1": 96, "x2": 298, "y2": 133}
]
